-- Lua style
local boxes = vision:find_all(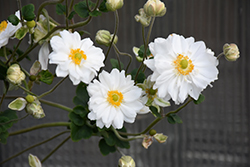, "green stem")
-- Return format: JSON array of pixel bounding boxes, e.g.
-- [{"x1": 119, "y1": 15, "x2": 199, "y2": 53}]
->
[
  {"x1": 113, "y1": 44, "x2": 132, "y2": 73},
  {"x1": 0, "y1": 81, "x2": 9, "y2": 109},
  {"x1": 38, "y1": 76, "x2": 68, "y2": 99},
  {"x1": 0, "y1": 130, "x2": 70, "y2": 165},
  {"x1": 0, "y1": 114, "x2": 29, "y2": 126},
  {"x1": 39, "y1": 98, "x2": 73, "y2": 112},
  {"x1": 65, "y1": 0, "x2": 69, "y2": 29},
  {"x1": 3, "y1": 46, "x2": 8, "y2": 61},
  {"x1": 104, "y1": 10, "x2": 119, "y2": 64},
  {"x1": 17, "y1": 85, "x2": 37, "y2": 96},
  {"x1": 9, "y1": 122, "x2": 70, "y2": 136},
  {"x1": 5, "y1": 38, "x2": 23, "y2": 65},
  {"x1": 165, "y1": 97, "x2": 193, "y2": 117},
  {"x1": 111, "y1": 127, "x2": 144, "y2": 141},
  {"x1": 217, "y1": 52, "x2": 224, "y2": 59},
  {"x1": 41, "y1": 135, "x2": 71, "y2": 163},
  {"x1": 17, "y1": 0, "x2": 24, "y2": 24}
]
